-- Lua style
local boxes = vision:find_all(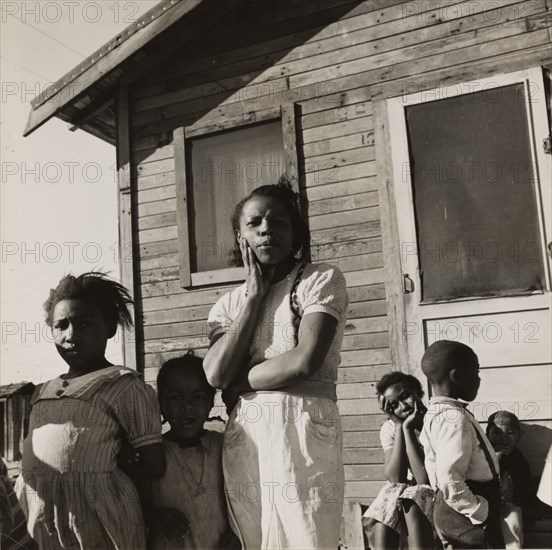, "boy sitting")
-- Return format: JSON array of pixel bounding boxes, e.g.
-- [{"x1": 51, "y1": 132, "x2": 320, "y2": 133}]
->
[
  {"x1": 420, "y1": 340, "x2": 505, "y2": 549},
  {"x1": 487, "y1": 410, "x2": 535, "y2": 549}
]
